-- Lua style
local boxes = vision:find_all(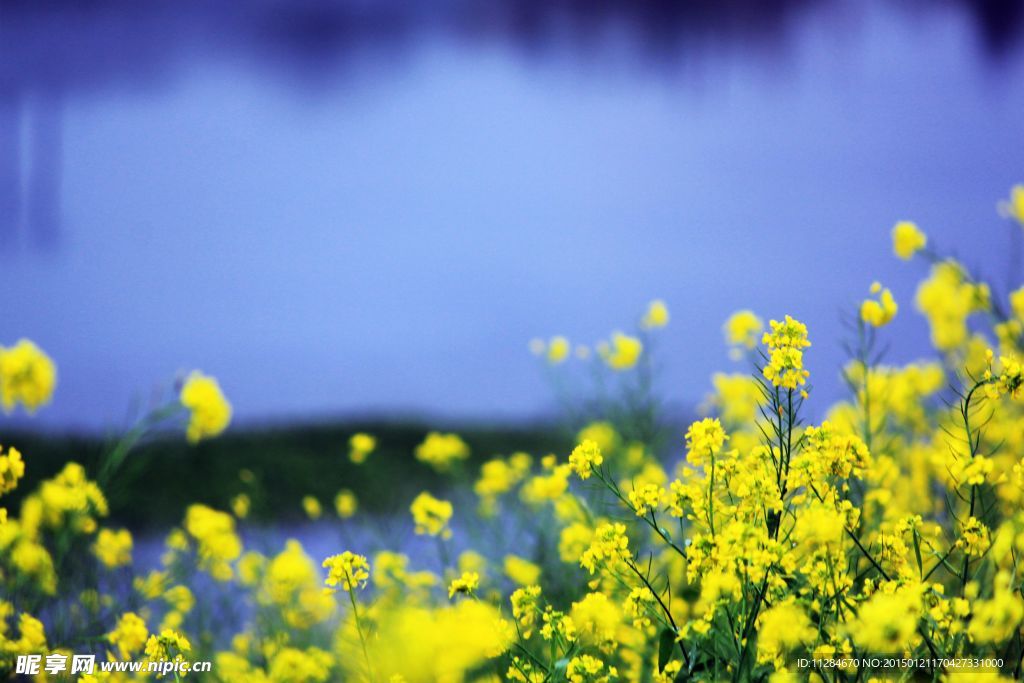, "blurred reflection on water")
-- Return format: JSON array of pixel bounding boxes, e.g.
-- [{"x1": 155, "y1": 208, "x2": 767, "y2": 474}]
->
[{"x1": 1, "y1": 0, "x2": 1023, "y2": 429}]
